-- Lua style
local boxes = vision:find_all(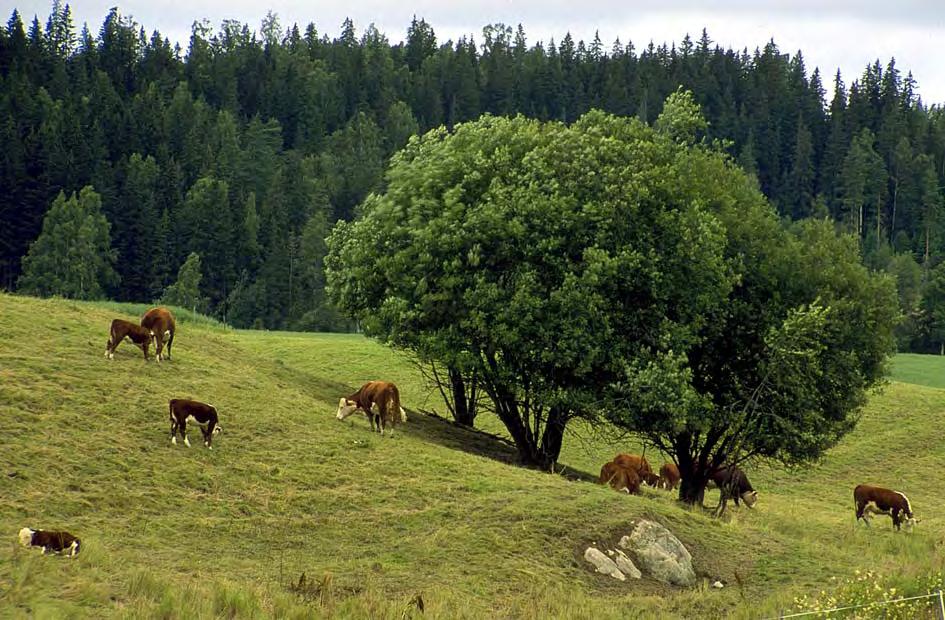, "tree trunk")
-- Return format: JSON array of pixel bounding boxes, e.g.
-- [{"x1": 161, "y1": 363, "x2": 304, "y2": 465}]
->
[
  {"x1": 537, "y1": 406, "x2": 567, "y2": 471},
  {"x1": 676, "y1": 453, "x2": 710, "y2": 505},
  {"x1": 891, "y1": 183, "x2": 899, "y2": 244},
  {"x1": 448, "y1": 365, "x2": 477, "y2": 427}
]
